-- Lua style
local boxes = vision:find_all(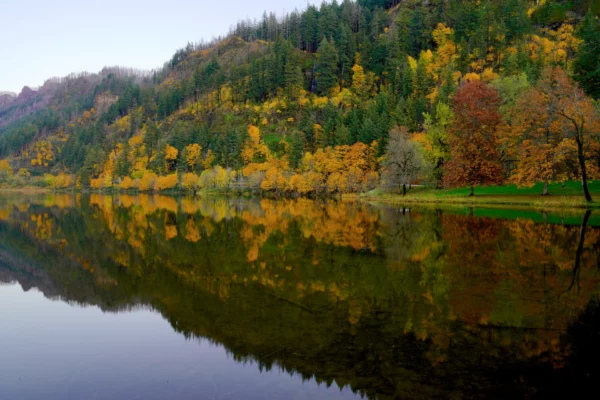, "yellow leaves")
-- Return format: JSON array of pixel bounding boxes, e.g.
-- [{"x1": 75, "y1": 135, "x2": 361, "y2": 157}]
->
[
  {"x1": 351, "y1": 62, "x2": 366, "y2": 94},
  {"x1": 326, "y1": 171, "x2": 346, "y2": 193},
  {"x1": 165, "y1": 144, "x2": 178, "y2": 161},
  {"x1": 138, "y1": 171, "x2": 158, "y2": 192},
  {"x1": 41, "y1": 173, "x2": 74, "y2": 189},
  {"x1": 261, "y1": 166, "x2": 288, "y2": 191},
  {"x1": 90, "y1": 177, "x2": 103, "y2": 190},
  {"x1": 165, "y1": 224, "x2": 178, "y2": 240},
  {"x1": 129, "y1": 135, "x2": 143, "y2": 147},
  {"x1": 481, "y1": 68, "x2": 499, "y2": 83},
  {"x1": 102, "y1": 174, "x2": 113, "y2": 189},
  {"x1": 432, "y1": 23, "x2": 453, "y2": 47},
  {"x1": 201, "y1": 149, "x2": 216, "y2": 170},
  {"x1": 289, "y1": 171, "x2": 324, "y2": 194},
  {"x1": 421, "y1": 49, "x2": 434, "y2": 64},
  {"x1": 185, "y1": 143, "x2": 202, "y2": 170},
  {"x1": 81, "y1": 109, "x2": 95, "y2": 123},
  {"x1": 119, "y1": 176, "x2": 135, "y2": 190},
  {"x1": 463, "y1": 72, "x2": 481, "y2": 83},
  {"x1": 155, "y1": 173, "x2": 179, "y2": 191},
  {"x1": 0, "y1": 159, "x2": 13, "y2": 176},
  {"x1": 199, "y1": 166, "x2": 236, "y2": 189},
  {"x1": 185, "y1": 218, "x2": 201, "y2": 242},
  {"x1": 30, "y1": 141, "x2": 54, "y2": 167},
  {"x1": 17, "y1": 168, "x2": 30, "y2": 178},
  {"x1": 242, "y1": 125, "x2": 270, "y2": 168},
  {"x1": 312, "y1": 96, "x2": 329, "y2": 109},
  {"x1": 114, "y1": 115, "x2": 130, "y2": 134},
  {"x1": 181, "y1": 173, "x2": 200, "y2": 191},
  {"x1": 212, "y1": 165, "x2": 228, "y2": 188},
  {"x1": 248, "y1": 124, "x2": 260, "y2": 144},
  {"x1": 527, "y1": 25, "x2": 582, "y2": 65},
  {"x1": 164, "y1": 144, "x2": 179, "y2": 173},
  {"x1": 408, "y1": 56, "x2": 418, "y2": 72},
  {"x1": 331, "y1": 88, "x2": 355, "y2": 108}
]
